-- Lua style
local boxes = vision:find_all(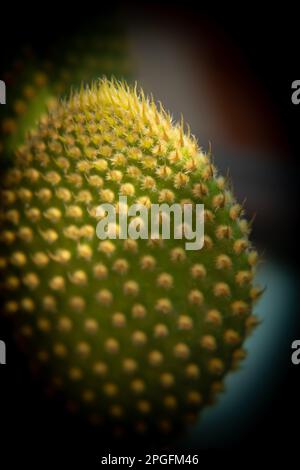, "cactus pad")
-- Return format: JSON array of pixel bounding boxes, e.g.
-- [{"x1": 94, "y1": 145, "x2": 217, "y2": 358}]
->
[{"x1": 0, "y1": 79, "x2": 261, "y2": 440}]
